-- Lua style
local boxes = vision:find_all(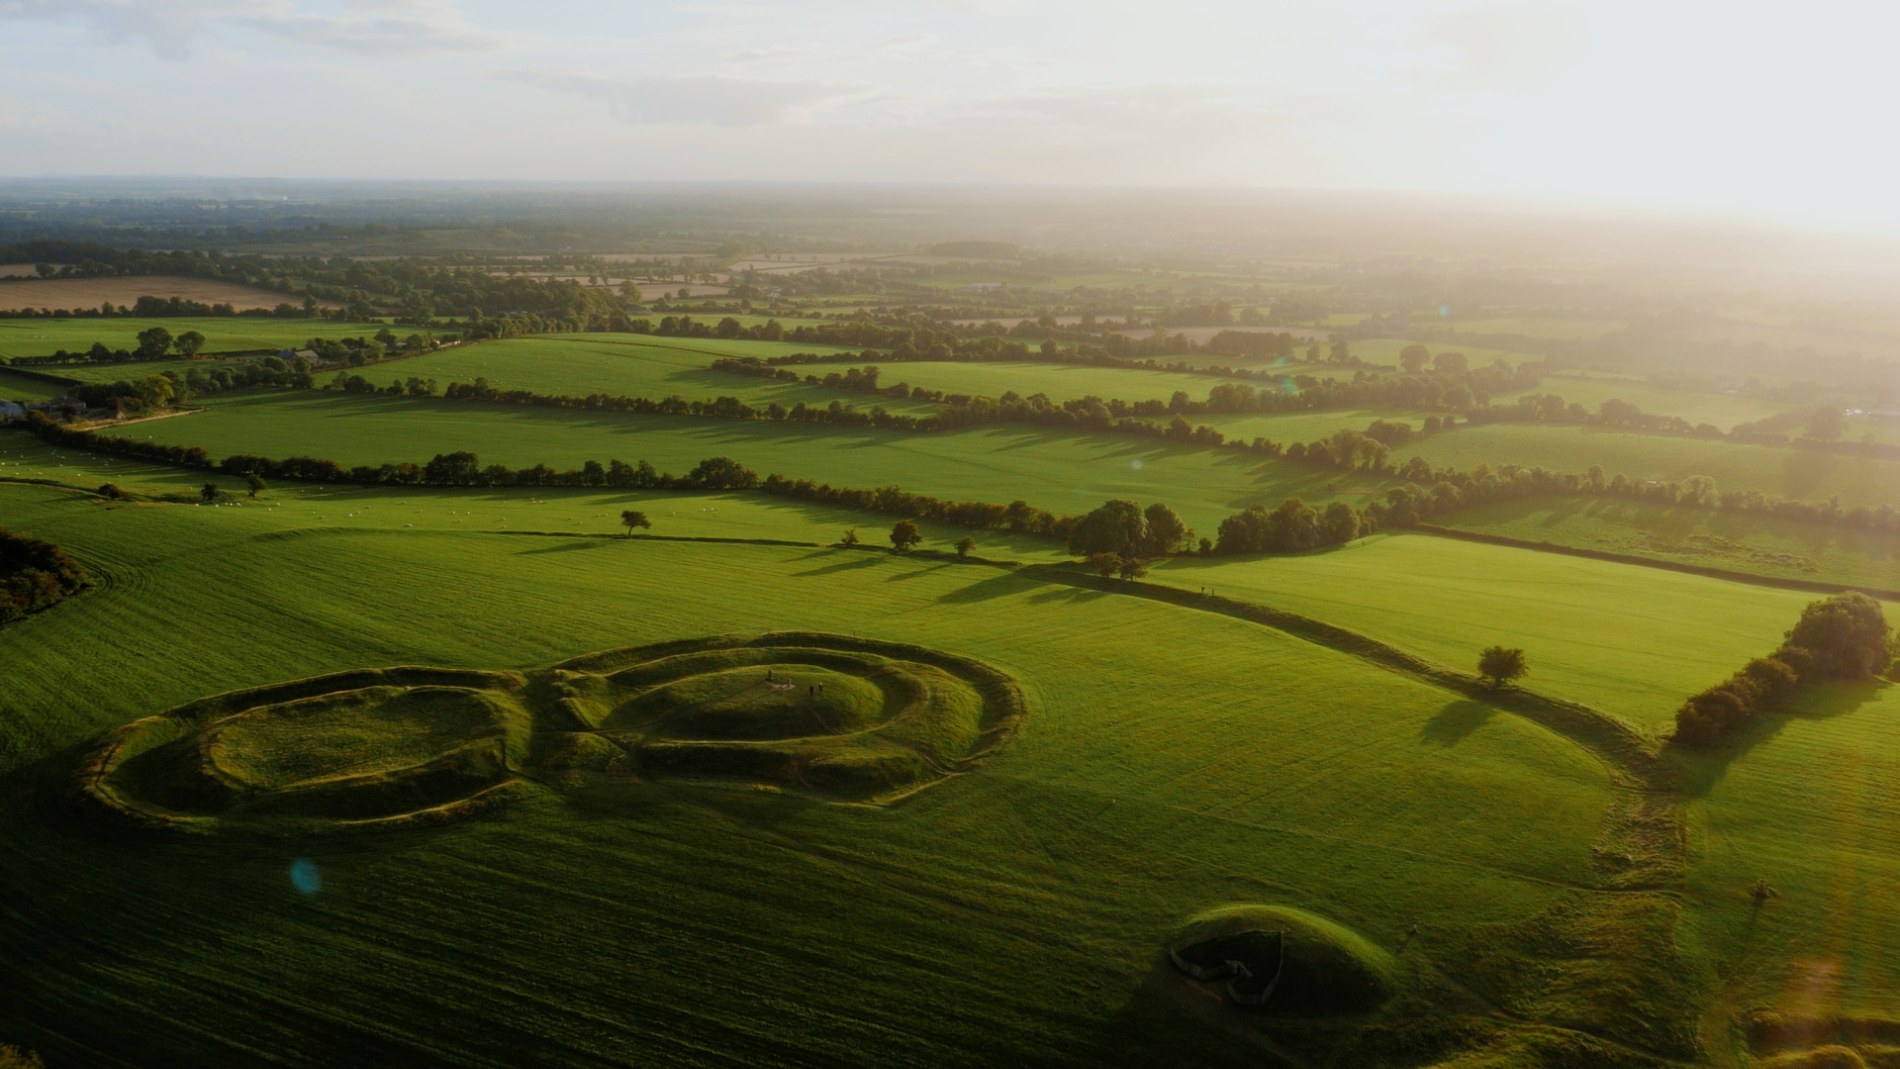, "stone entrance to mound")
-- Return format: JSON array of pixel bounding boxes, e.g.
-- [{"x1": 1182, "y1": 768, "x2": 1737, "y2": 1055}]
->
[{"x1": 74, "y1": 633, "x2": 1028, "y2": 835}]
